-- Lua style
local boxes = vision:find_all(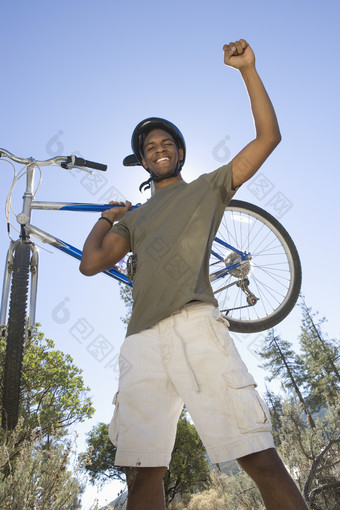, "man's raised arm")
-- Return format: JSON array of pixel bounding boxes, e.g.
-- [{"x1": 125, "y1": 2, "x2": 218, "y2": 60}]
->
[{"x1": 224, "y1": 39, "x2": 281, "y2": 189}]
